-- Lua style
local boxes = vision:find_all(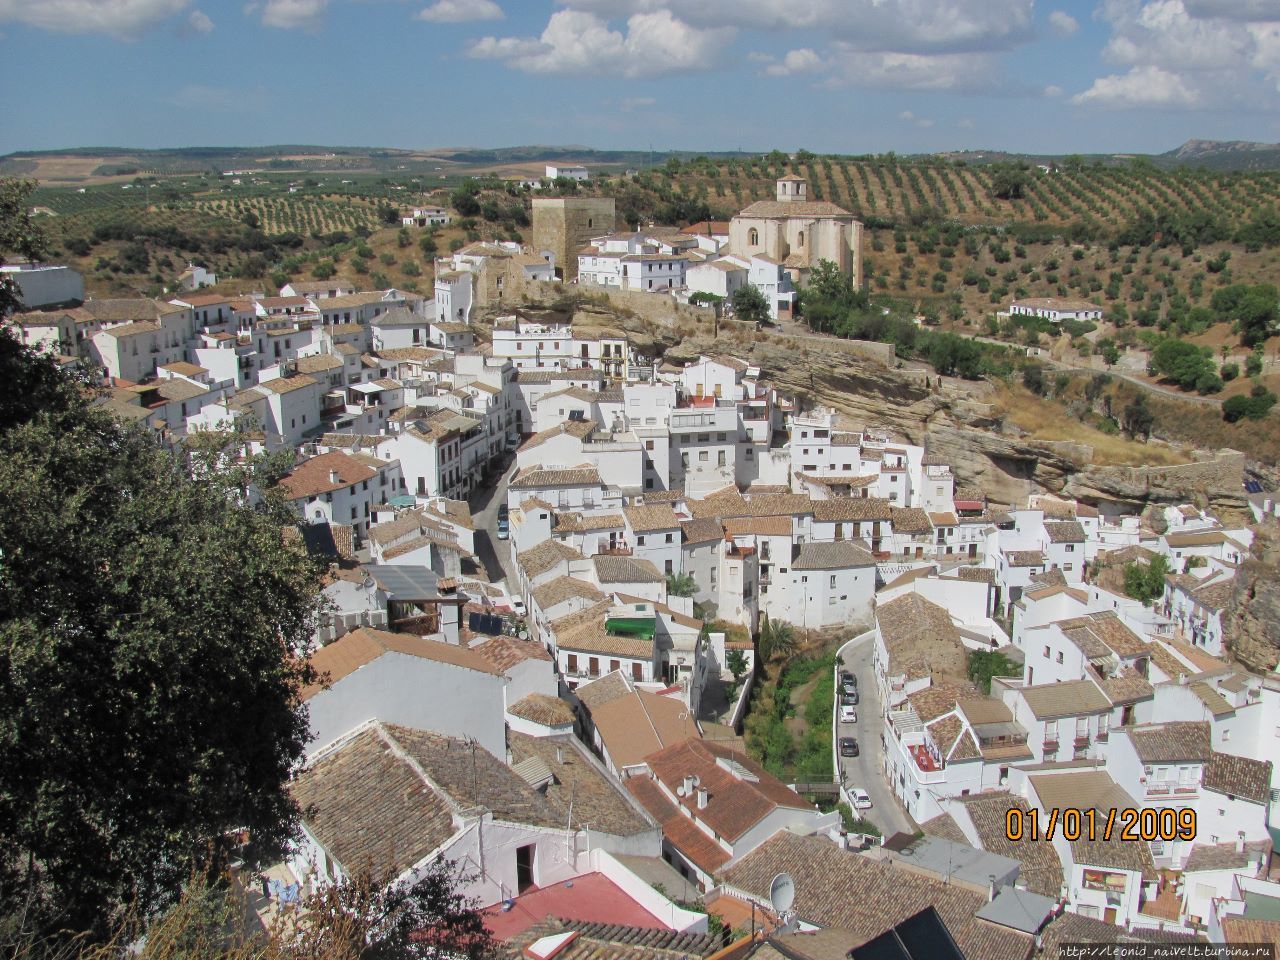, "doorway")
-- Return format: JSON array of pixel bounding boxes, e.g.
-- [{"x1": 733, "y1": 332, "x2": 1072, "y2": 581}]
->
[{"x1": 516, "y1": 844, "x2": 535, "y2": 893}]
